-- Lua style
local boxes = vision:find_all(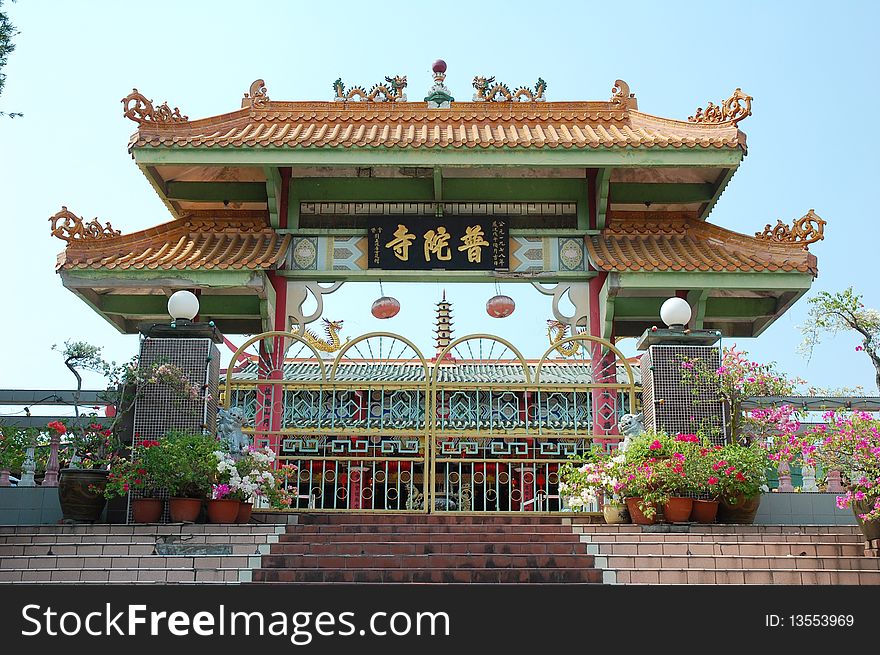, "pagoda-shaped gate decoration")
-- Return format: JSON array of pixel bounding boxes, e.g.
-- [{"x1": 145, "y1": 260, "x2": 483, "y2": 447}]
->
[{"x1": 224, "y1": 330, "x2": 637, "y2": 513}]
